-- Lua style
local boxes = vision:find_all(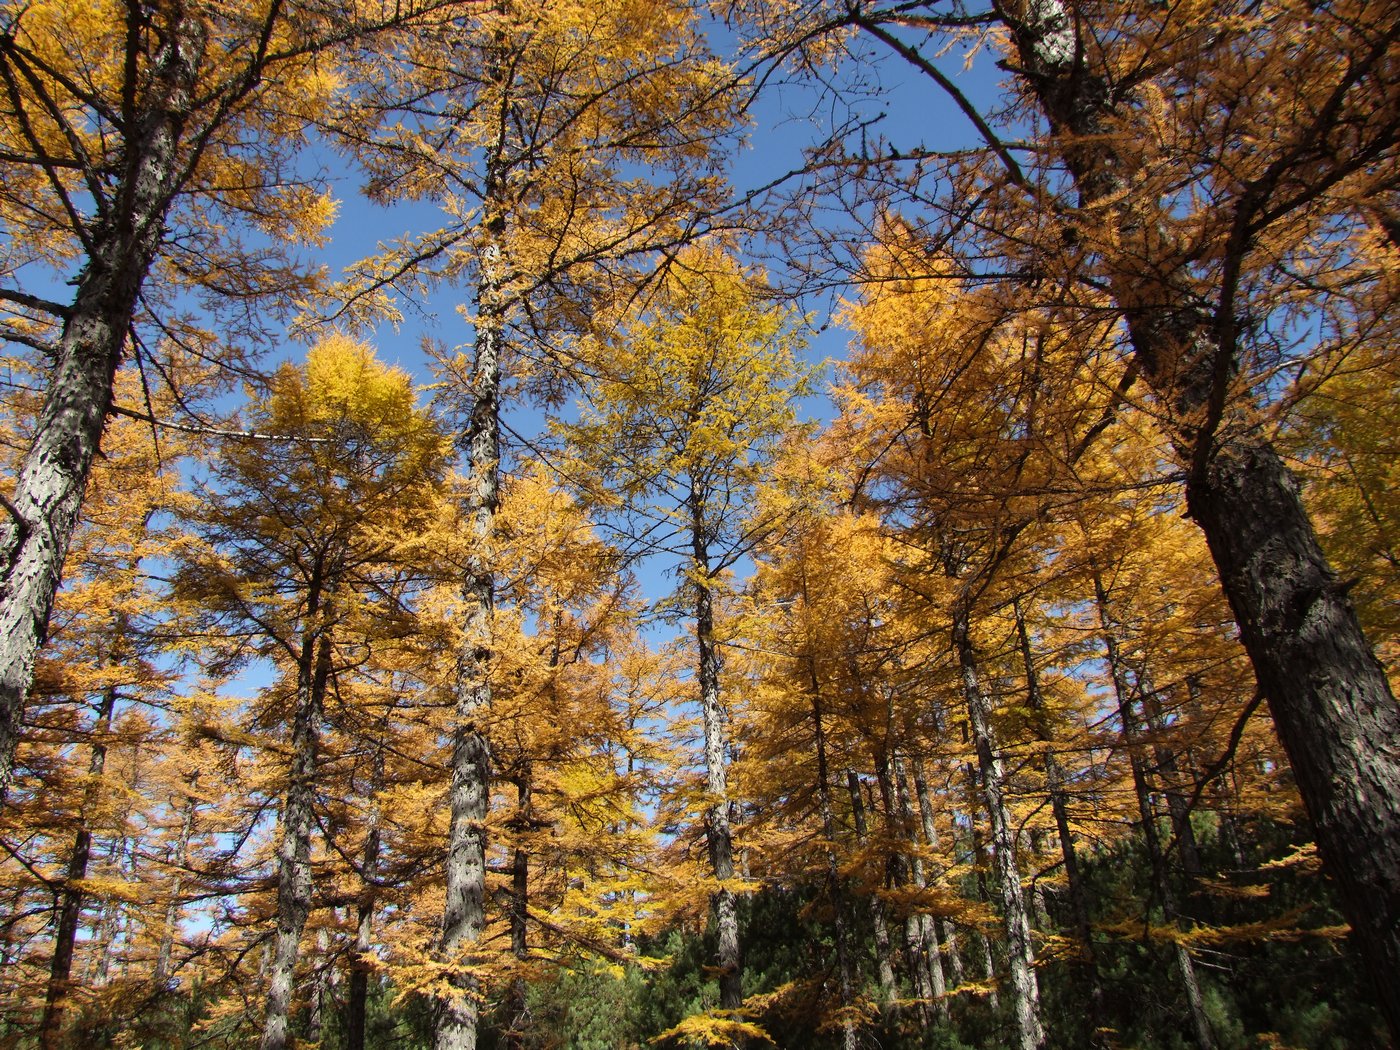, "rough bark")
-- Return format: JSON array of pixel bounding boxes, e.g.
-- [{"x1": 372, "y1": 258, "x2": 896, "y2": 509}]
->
[
  {"x1": 953, "y1": 607, "x2": 1045, "y2": 1050},
  {"x1": 1002, "y1": 2, "x2": 1400, "y2": 1033},
  {"x1": 260, "y1": 627, "x2": 332, "y2": 1050},
  {"x1": 437, "y1": 283, "x2": 501, "y2": 1050},
  {"x1": 436, "y1": 87, "x2": 509, "y2": 1039},
  {"x1": 692, "y1": 531, "x2": 742, "y2": 1012},
  {"x1": 0, "y1": 11, "x2": 206, "y2": 803}
]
